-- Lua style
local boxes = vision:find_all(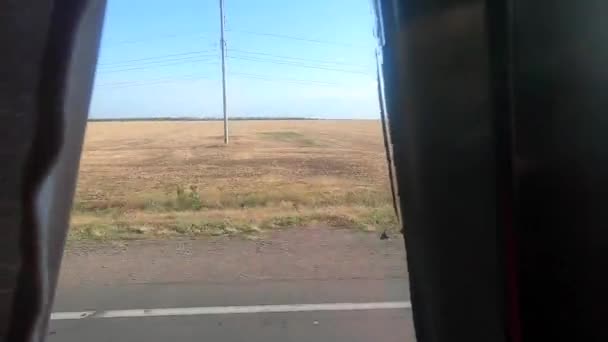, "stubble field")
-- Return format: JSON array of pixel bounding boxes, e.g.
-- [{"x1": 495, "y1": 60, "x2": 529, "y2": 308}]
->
[{"x1": 70, "y1": 120, "x2": 398, "y2": 241}]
